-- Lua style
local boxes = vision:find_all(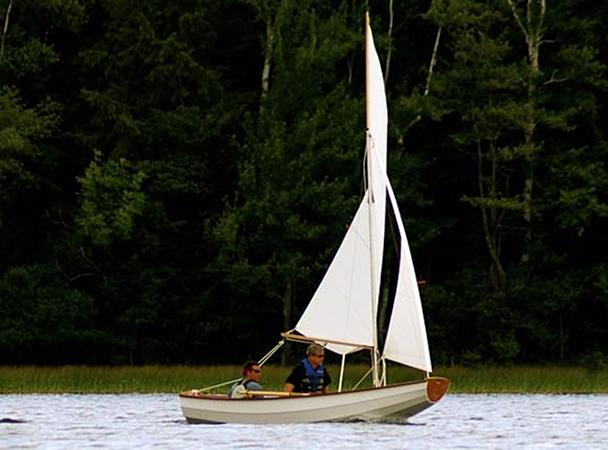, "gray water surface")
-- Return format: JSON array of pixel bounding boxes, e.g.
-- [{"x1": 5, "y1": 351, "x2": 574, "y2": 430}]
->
[{"x1": 1, "y1": 394, "x2": 607, "y2": 449}]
